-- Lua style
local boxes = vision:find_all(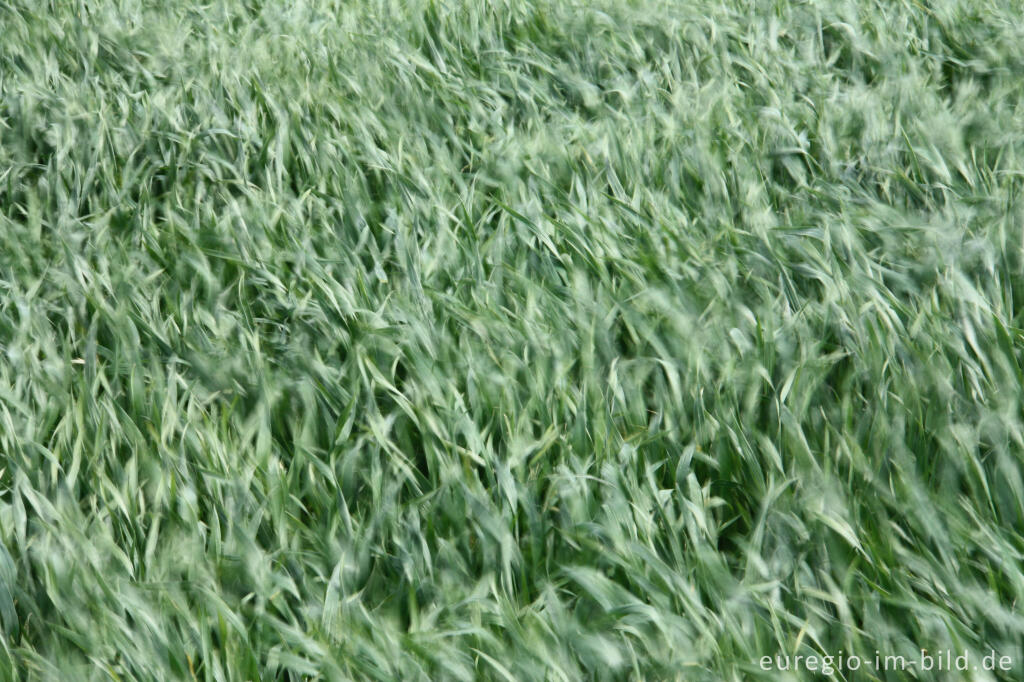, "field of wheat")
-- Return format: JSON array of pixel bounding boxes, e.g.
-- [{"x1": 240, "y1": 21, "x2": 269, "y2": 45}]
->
[{"x1": 2, "y1": 1, "x2": 1024, "y2": 679}]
